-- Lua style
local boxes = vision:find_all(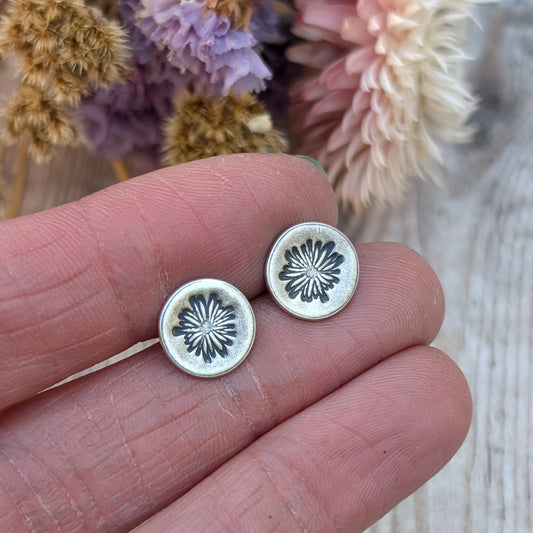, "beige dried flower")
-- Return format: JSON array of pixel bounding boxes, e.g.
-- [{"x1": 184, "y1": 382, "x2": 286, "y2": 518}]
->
[
  {"x1": 4, "y1": 83, "x2": 79, "y2": 160},
  {"x1": 0, "y1": 0, "x2": 131, "y2": 159},
  {"x1": 0, "y1": 0, "x2": 131, "y2": 105},
  {"x1": 163, "y1": 91, "x2": 287, "y2": 165}
]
